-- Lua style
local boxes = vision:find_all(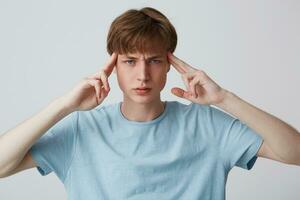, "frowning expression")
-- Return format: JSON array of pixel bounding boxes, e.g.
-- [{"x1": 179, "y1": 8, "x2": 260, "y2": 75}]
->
[{"x1": 115, "y1": 50, "x2": 170, "y2": 104}]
